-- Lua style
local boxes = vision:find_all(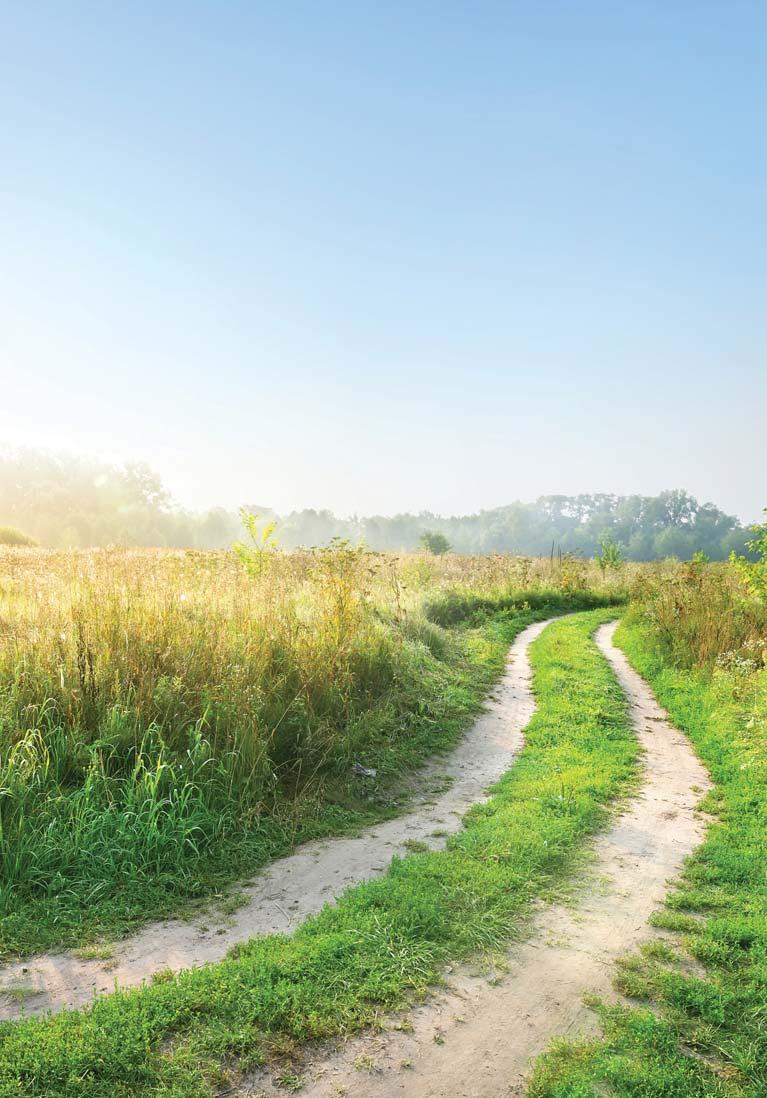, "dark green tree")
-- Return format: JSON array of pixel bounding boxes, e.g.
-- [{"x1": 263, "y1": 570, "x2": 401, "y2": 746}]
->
[{"x1": 419, "y1": 530, "x2": 451, "y2": 555}]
